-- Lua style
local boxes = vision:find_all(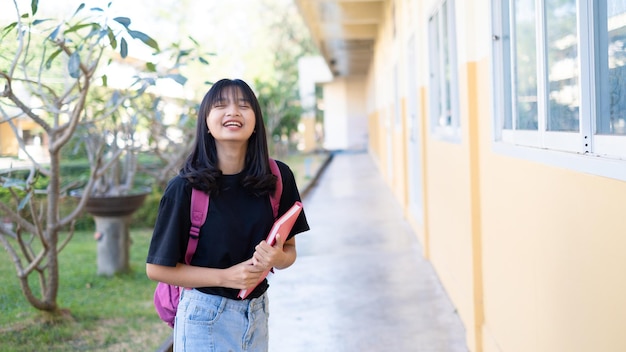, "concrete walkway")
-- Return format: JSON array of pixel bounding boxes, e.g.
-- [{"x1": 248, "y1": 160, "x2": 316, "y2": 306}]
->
[{"x1": 268, "y1": 151, "x2": 468, "y2": 352}]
